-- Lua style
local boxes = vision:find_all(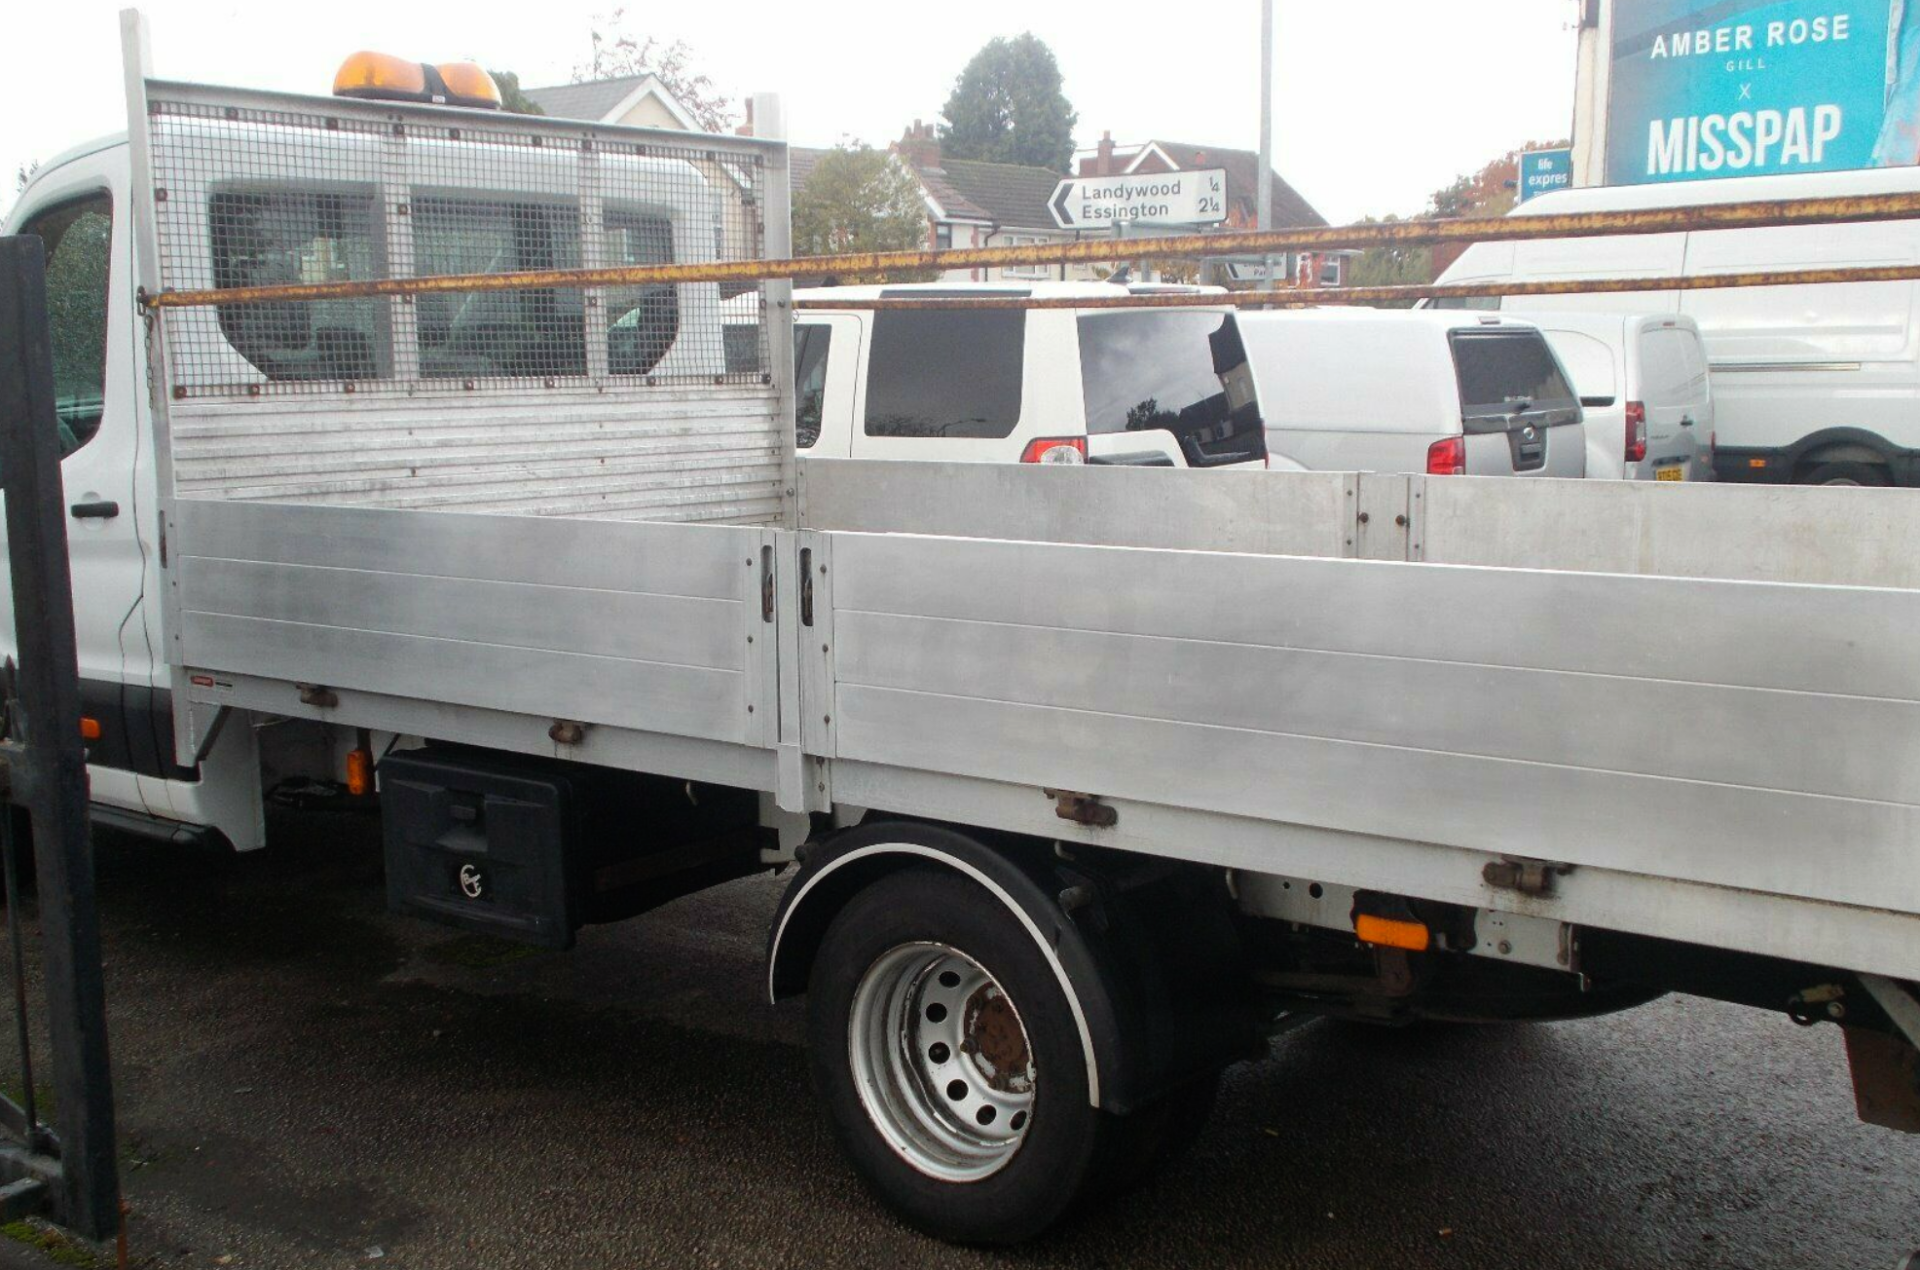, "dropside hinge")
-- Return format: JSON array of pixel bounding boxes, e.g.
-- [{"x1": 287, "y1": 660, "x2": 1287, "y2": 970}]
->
[
  {"x1": 1044, "y1": 788, "x2": 1117, "y2": 829},
  {"x1": 1482, "y1": 856, "x2": 1570, "y2": 898}
]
